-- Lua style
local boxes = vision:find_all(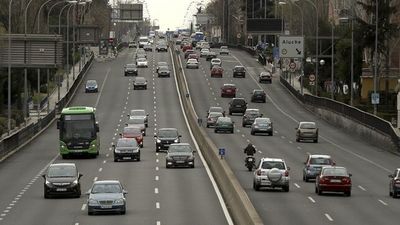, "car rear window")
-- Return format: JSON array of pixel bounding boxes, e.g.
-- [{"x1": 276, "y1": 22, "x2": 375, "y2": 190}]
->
[
  {"x1": 158, "y1": 130, "x2": 178, "y2": 138},
  {"x1": 235, "y1": 67, "x2": 245, "y2": 71},
  {"x1": 300, "y1": 123, "x2": 316, "y2": 129},
  {"x1": 232, "y1": 99, "x2": 245, "y2": 104},
  {"x1": 310, "y1": 158, "x2": 331, "y2": 165},
  {"x1": 48, "y1": 165, "x2": 76, "y2": 178},
  {"x1": 322, "y1": 168, "x2": 348, "y2": 176},
  {"x1": 262, "y1": 161, "x2": 285, "y2": 170}
]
